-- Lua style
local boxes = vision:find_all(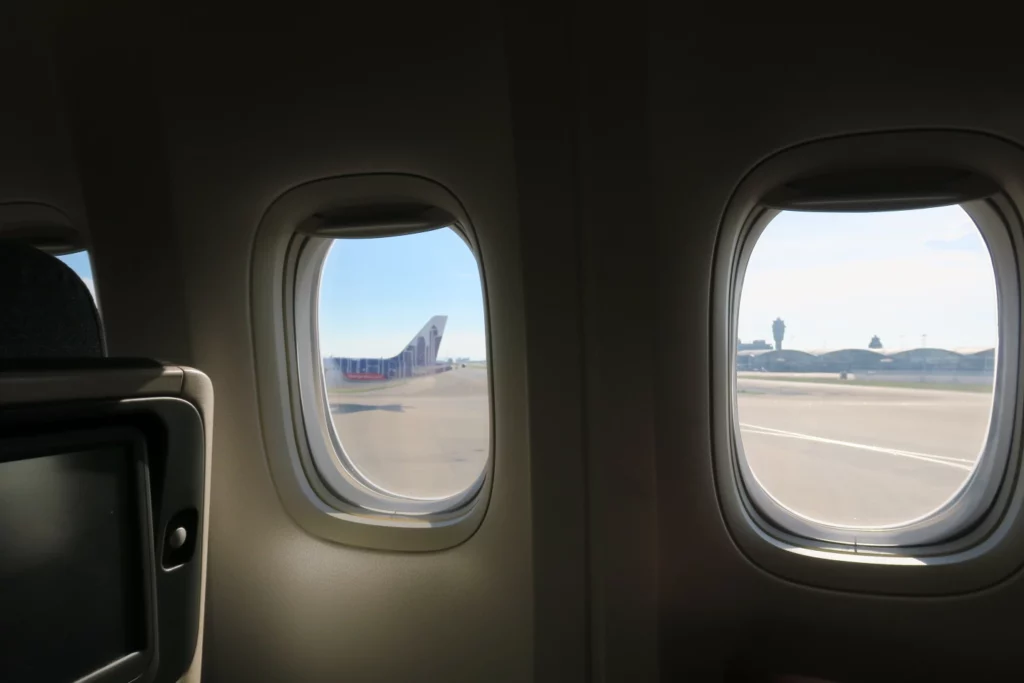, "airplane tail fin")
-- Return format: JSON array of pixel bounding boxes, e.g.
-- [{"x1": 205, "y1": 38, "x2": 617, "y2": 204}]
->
[{"x1": 399, "y1": 315, "x2": 448, "y2": 367}]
